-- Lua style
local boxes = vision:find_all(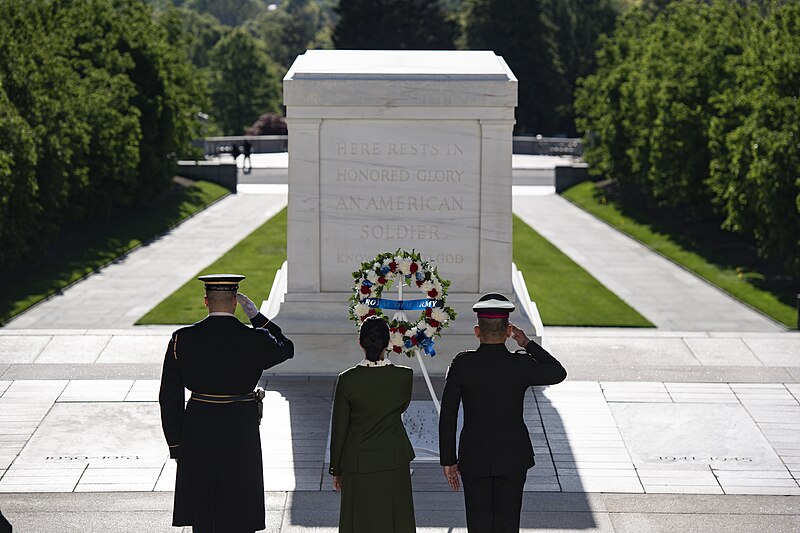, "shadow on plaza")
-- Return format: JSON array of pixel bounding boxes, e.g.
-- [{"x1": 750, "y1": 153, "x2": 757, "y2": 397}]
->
[{"x1": 260, "y1": 375, "x2": 595, "y2": 529}]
